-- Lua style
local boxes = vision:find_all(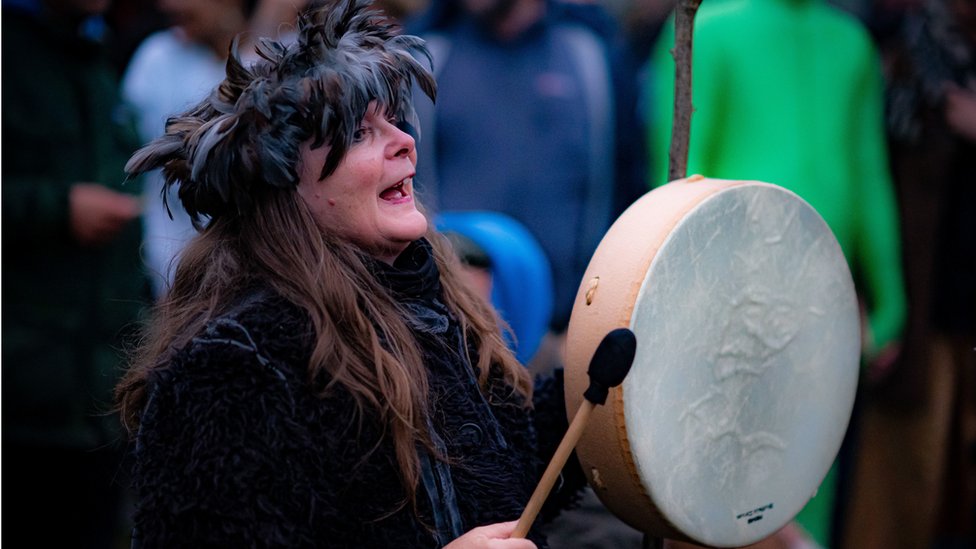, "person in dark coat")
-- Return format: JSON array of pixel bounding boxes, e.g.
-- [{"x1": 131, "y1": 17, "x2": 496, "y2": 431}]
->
[{"x1": 116, "y1": 1, "x2": 580, "y2": 546}]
